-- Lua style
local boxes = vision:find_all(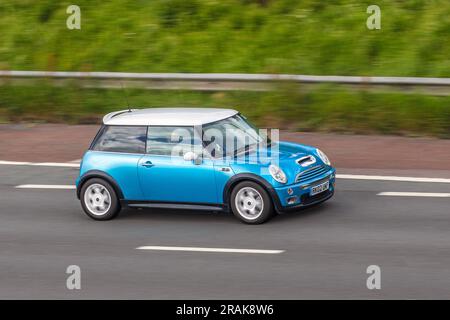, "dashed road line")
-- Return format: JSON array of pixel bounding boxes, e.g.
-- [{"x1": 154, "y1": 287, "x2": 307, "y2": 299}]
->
[
  {"x1": 32, "y1": 162, "x2": 80, "y2": 168},
  {"x1": 0, "y1": 160, "x2": 79, "y2": 168},
  {"x1": 3, "y1": 160, "x2": 450, "y2": 184},
  {"x1": 136, "y1": 245, "x2": 285, "y2": 254},
  {"x1": 15, "y1": 184, "x2": 76, "y2": 190},
  {"x1": 0, "y1": 161, "x2": 31, "y2": 166},
  {"x1": 337, "y1": 174, "x2": 450, "y2": 184},
  {"x1": 377, "y1": 192, "x2": 450, "y2": 198}
]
